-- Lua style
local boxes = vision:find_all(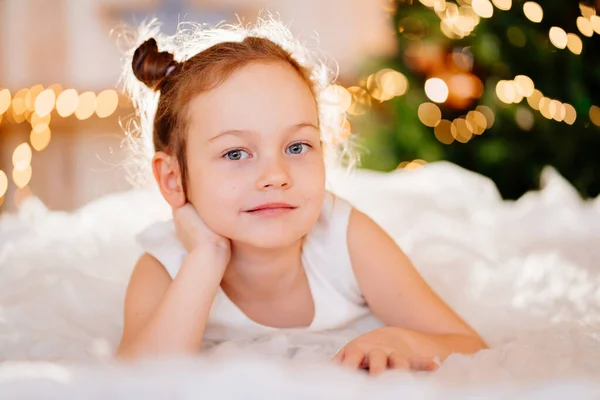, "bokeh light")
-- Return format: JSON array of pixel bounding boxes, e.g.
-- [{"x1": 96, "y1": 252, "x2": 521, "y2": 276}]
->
[
  {"x1": 56, "y1": 89, "x2": 79, "y2": 117},
  {"x1": 346, "y1": 87, "x2": 372, "y2": 115},
  {"x1": 492, "y1": 0, "x2": 512, "y2": 11},
  {"x1": 96, "y1": 89, "x2": 119, "y2": 118},
  {"x1": 451, "y1": 118, "x2": 473, "y2": 143},
  {"x1": 321, "y1": 85, "x2": 352, "y2": 111},
  {"x1": 425, "y1": 78, "x2": 449, "y2": 103},
  {"x1": 523, "y1": 2, "x2": 543, "y2": 23},
  {"x1": 476, "y1": 105, "x2": 495, "y2": 128},
  {"x1": 434, "y1": 119, "x2": 454, "y2": 144},
  {"x1": 25, "y1": 85, "x2": 44, "y2": 113},
  {"x1": 34, "y1": 89, "x2": 56, "y2": 118},
  {"x1": 466, "y1": 110, "x2": 487, "y2": 134},
  {"x1": 418, "y1": 102, "x2": 442, "y2": 127},
  {"x1": 590, "y1": 105, "x2": 600, "y2": 126},
  {"x1": 515, "y1": 106, "x2": 534, "y2": 130},
  {"x1": 0, "y1": 89, "x2": 11, "y2": 115},
  {"x1": 0, "y1": 170, "x2": 7, "y2": 198},
  {"x1": 75, "y1": 91, "x2": 97, "y2": 120},
  {"x1": 577, "y1": 17, "x2": 594, "y2": 37},
  {"x1": 563, "y1": 104, "x2": 577, "y2": 125},
  {"x1": 12, "y1": 165, "x2": 32, "y2": 188},
  {"x1": 549, "y1": 27, "x2": 568, "y2": 49},
  {"x1": 12, "y1": 143, "x2": 32, "y2": 171},
  {"x1": 31, "y1": 112, "x2": 51, "y2": 133},
  {"x1": 472, "y1": 0, "x2": 494, "y2": 18},
  {"x1": 30, "y1": 127, "x2": 52, "y2": 151},
  {"x1": 566, "y1": 33, "x2": 583, "y2": 55},
  {"x1": 514, "y1": 75, "x2": 535, "y2": 97},
  {"x1": 527, "y1": 89, "x2": 543, "y2": 110}
]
